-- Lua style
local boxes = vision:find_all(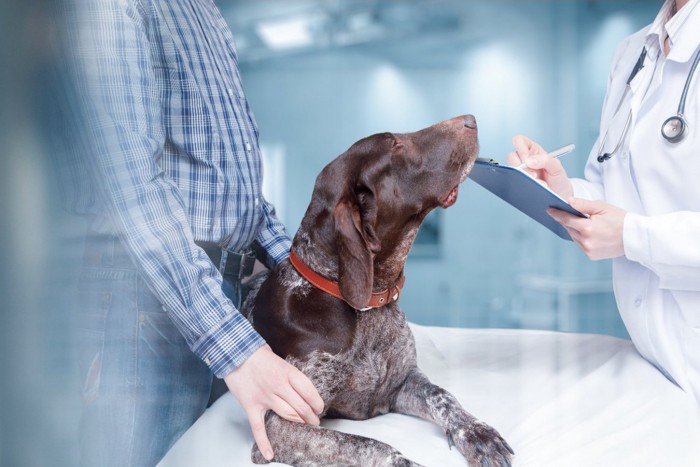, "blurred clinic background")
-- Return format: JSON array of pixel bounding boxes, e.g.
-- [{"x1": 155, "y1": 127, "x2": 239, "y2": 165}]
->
[
  {"x1": 0, "y1": 1, "x2": 660, "y2": 466},
  {"x1": 225, "y1": 0, "x2": 660, "y2": 338}
]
